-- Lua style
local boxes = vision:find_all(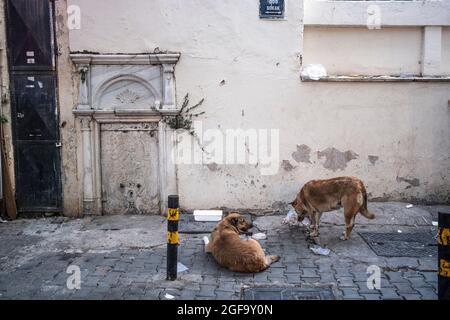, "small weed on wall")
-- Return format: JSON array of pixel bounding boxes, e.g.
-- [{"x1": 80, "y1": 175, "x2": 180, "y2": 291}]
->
[{"x1": 159, "y1": 94, "x2": 205, "y2": 150}]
